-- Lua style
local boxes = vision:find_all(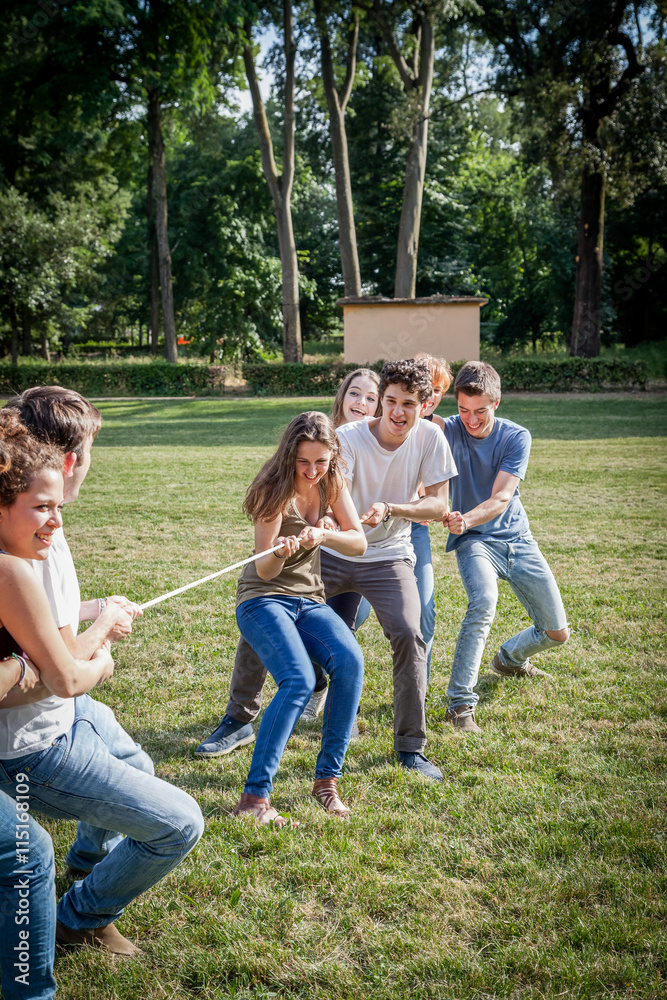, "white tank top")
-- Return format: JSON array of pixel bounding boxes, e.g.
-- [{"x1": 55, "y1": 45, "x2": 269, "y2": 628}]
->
[{"x1": 0, "y1": 532, "x2": 76, "y2": 758}]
